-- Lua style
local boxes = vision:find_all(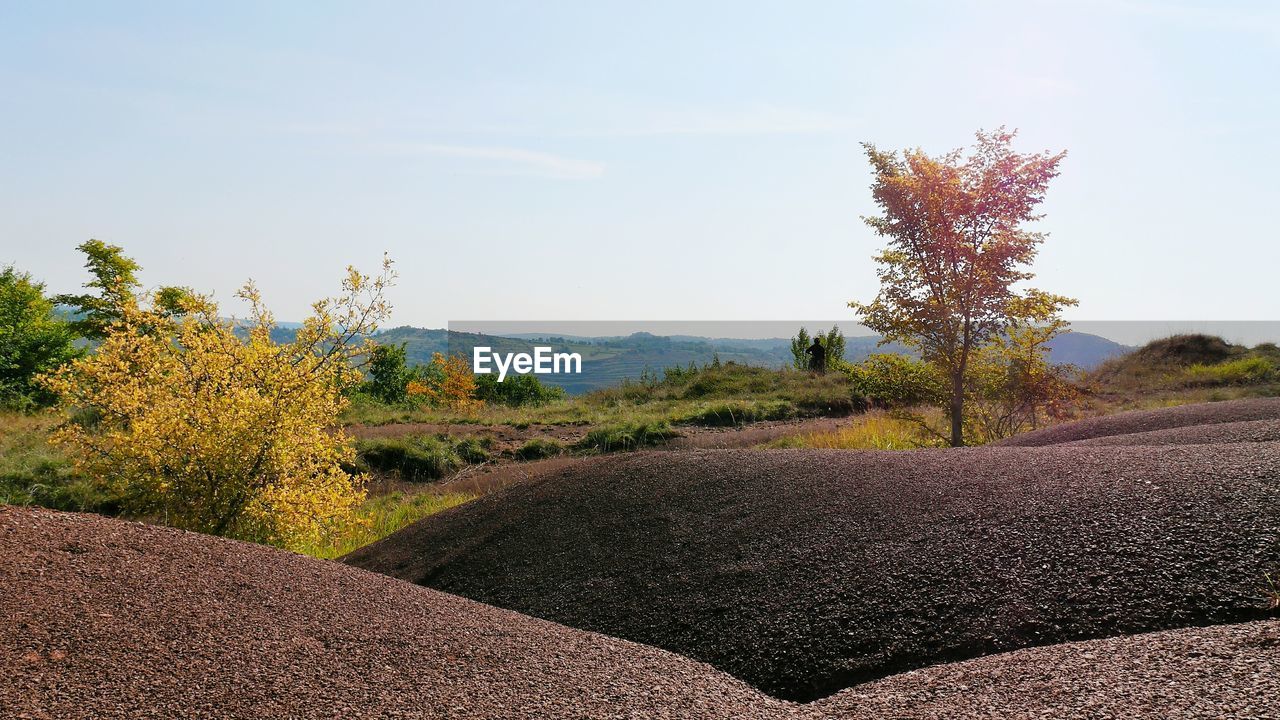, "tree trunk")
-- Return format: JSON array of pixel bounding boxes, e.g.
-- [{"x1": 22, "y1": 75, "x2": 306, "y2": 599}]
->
[{"x1": 949, "y1": 371, "x2": 965, "y2": 447}]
